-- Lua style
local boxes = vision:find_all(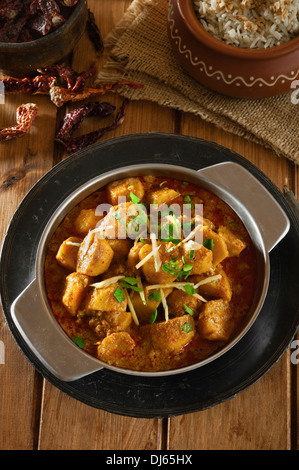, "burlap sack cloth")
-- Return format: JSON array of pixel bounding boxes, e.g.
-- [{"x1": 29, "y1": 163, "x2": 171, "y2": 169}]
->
[{"x1": 97, "y1": 0, "x2": 299, "y2": 164}]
